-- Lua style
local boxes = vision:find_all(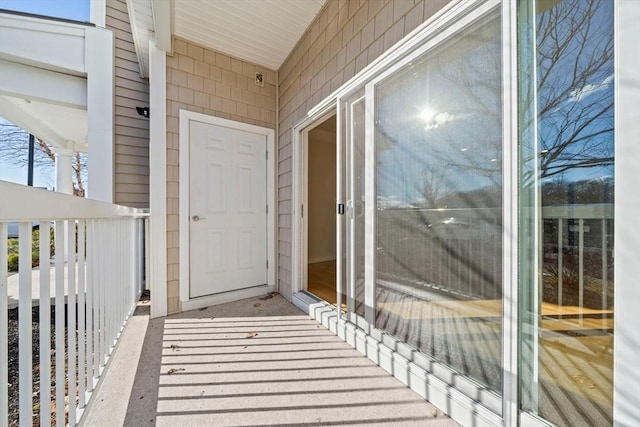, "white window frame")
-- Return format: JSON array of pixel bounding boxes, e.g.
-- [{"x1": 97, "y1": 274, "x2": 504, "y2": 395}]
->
[
  {"x1": 291, "y1": 105, "x2": 338, "y2": 297},
  {"x1": 613, "y1": 0, "x2": 640, "y2": 425}
]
